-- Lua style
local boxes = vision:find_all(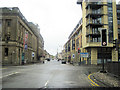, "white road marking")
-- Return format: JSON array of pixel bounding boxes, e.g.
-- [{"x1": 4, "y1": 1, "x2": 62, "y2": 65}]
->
[
  {"x1": 0, "y1": 72, "x2": 20, "y2": 79},
  {"x1": 44, "y1": 80, "x2": 49, "y2": 86}
]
